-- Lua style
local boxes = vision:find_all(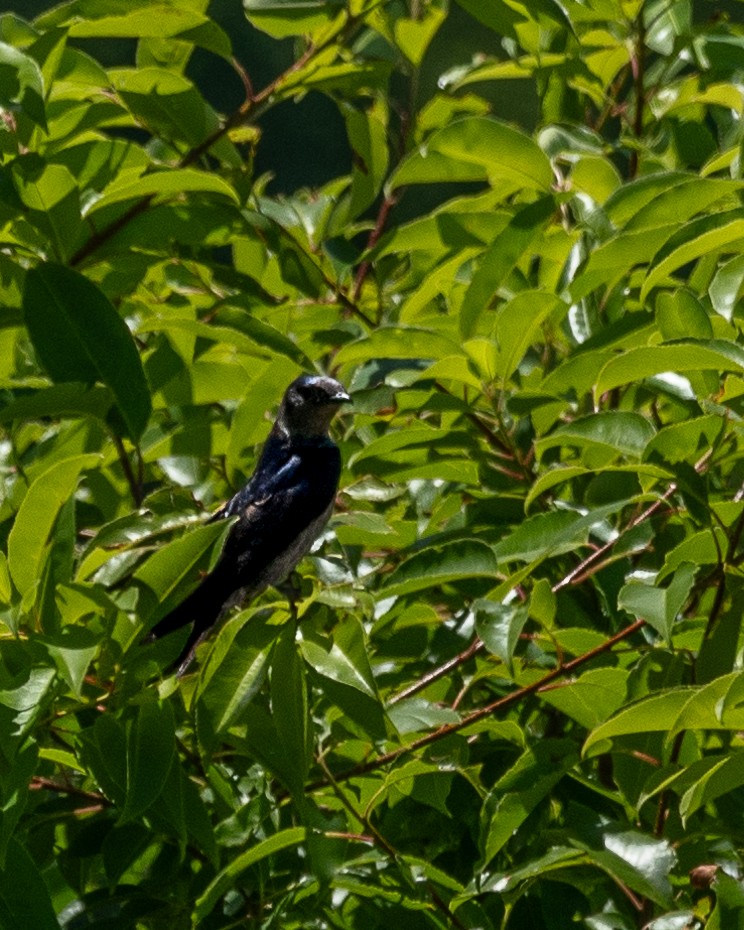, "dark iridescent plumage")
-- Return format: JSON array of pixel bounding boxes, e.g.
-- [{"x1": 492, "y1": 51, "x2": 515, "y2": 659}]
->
[{"x1": 148, "y1": 374, "x2": 349, "y2": 674}]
